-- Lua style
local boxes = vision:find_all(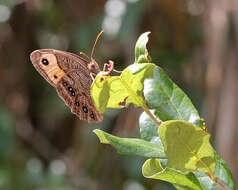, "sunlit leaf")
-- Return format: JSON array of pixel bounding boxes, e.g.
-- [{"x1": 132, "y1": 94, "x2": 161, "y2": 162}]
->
[
  {"x1": 93, "y1": 129, "x2": 166, "y2": 158},
  {"x1": 142, "y1": 158, "x2": 232, "y2": 190},
  {"x1": 135, "y1": 32, "x2": 151, "y2": 63},
  {"x1": 192, "y1": 172, "x2": 222, "y2": 190},
  {"x1": 213, "y1": 153, "x2": 236, "y2": 190},
  {"x1": 142, "y1": 158, "x2": 202, "y2": 190},
  {"x1": 91, "y1": 63, "x2": 155, "y2": 113},
  {"x1": 144, "y1": 66, "x2": 200, "y2": 125},
  {"x1": 159, "y1": 120, "x2": 216, "y2": 175}
]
